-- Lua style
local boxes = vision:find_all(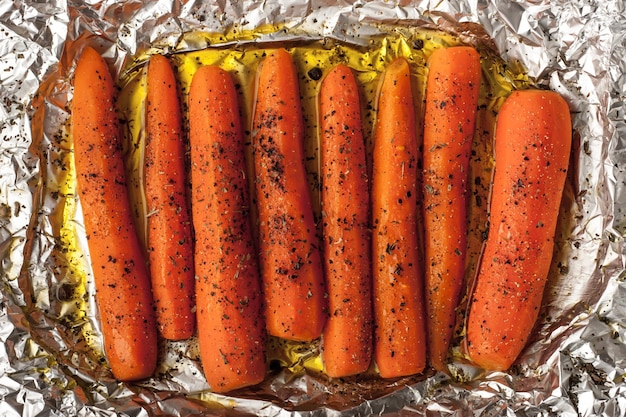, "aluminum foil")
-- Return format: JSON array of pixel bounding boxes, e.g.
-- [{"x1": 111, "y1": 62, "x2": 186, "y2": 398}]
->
[{"x1": 2, "y1": 0, "x2": 626, "y2": 415}]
